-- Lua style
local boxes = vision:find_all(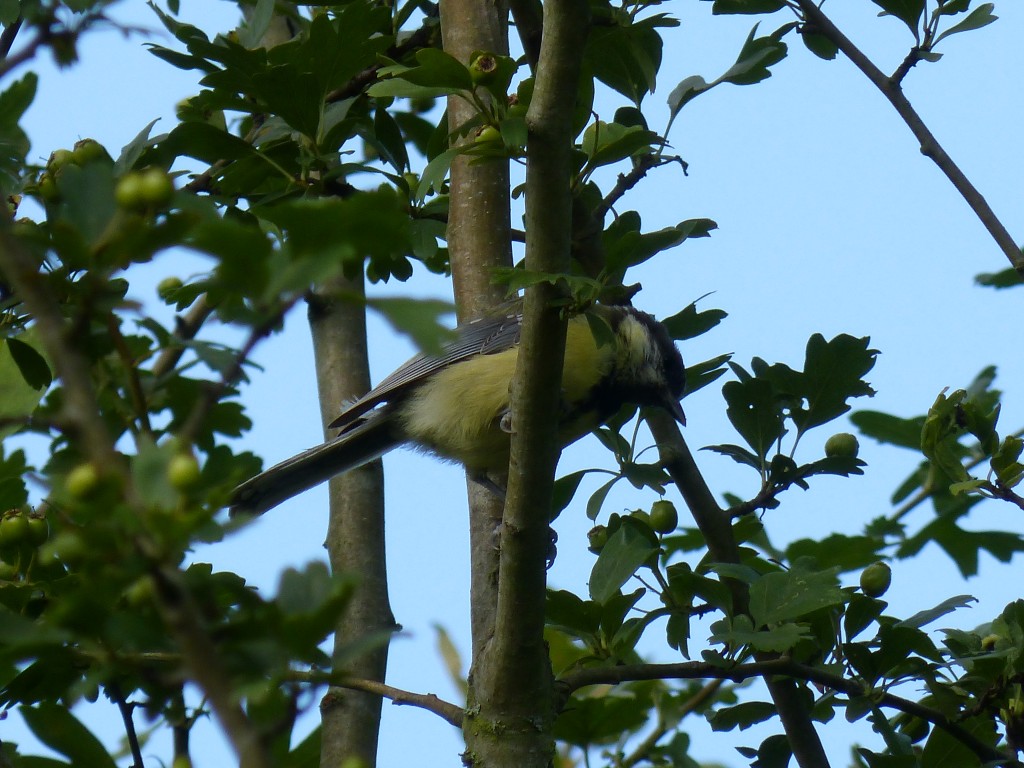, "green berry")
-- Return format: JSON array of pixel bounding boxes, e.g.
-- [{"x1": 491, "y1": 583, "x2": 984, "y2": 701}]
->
[
  {"x1": 469, "y1": 52, "x2": 498, "y2": 85},
  {"x1": 26, "y1": 514, "x2": 49, "y2": 547},
  {"x1": 115, "y1": 172, "x2": 146, "y2": 210},
  {"x1": 47, "y1": 148, "x2": 75, "y2": 172},
  {"x1": 587, "y1": 525, "x2": 609, "y2": 553},
  {"x1": 649, "y1": 500, "x2": 678, "y2": 534},
  {"x1": 37, "y1": 173, "x2": 61, "y2": 203},
  {"x1": 475, "y1": 125, "x2": 501, "y2": 145},
  {"x1": 71, "y1": 138, "x2": 110, "y2": 165},
  {"x1": 0, "y1": 513, "x2": 30, "y2": 549},
  {"x1": 825, "y1": 432, "x2": 859, "y2": 459},
  {"x1": 66, "y1": 463, "x2": 101, "y2": 499},
  {"x1": 630, "y1": 509, "x2": 652, "y2": 527},
  {"x1": 157, "y1": 276, "x2": 184, "y2": 302},
  {"x1": 859, "y1": 562, "x2": 891, "y2": 597},
  {"x1": 137, "y1": 168, "x2": 174, "y2": 207},
  {"x1": 168, "y1": 453, "x2": 201, "y2": 490}
]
